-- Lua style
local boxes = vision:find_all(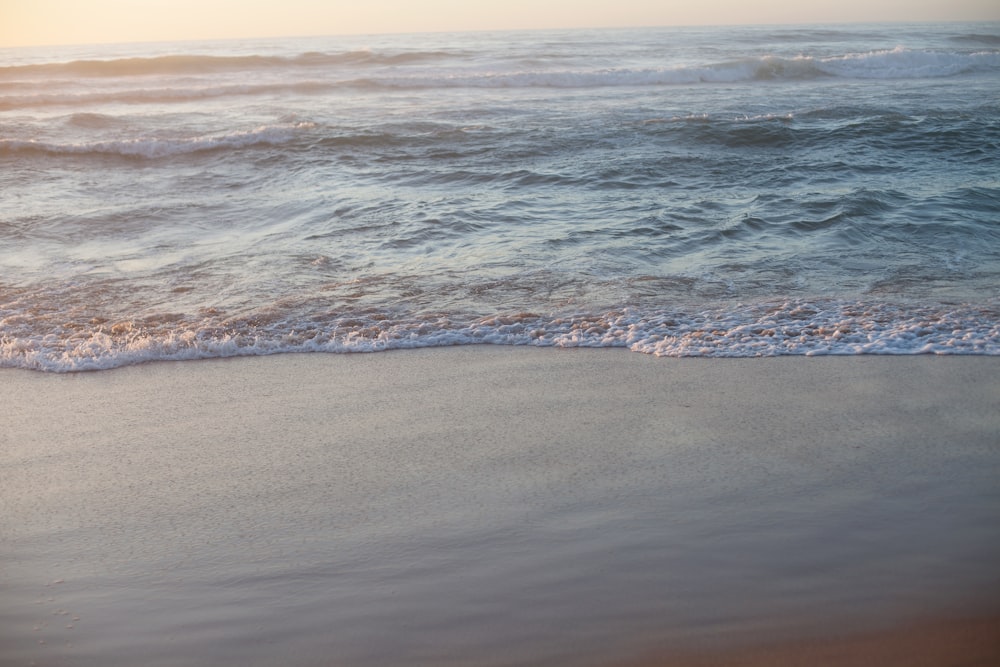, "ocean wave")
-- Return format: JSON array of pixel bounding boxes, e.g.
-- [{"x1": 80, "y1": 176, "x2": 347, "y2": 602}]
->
[
  {"x1": 751, "y1": 28, "x2": 892, "y2": 43},
  {"x1": 0, "y1": 121, "x2": 316, "y2": 159},
  {"x1": 0, "y1": 50, "x2": 461, "y2": 78},
  {"x1": 64, "y1": 111, "x2": 125, "y2": 128},
  {"x1": 814, "y1": 46, "x2": 1000, "y2": 78},
  {"x1": 638, "y1": 106, "x2": 1000, "y2": 155},
  {"x1": 2, "y1": 300, "x2": 997, "y2": 372},
  {"x1": 345, "y1": 50, "x2": 997, "y2": 89},
  {"x1": 949, "y1": 33, "x2": 1000, "y2": 46},
  {"x1": 2, "y1": 48, "x2": 994, "y2": 111},
  {"x1": 0, "y1": 81, "x2": 337, "y2": 110}
]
